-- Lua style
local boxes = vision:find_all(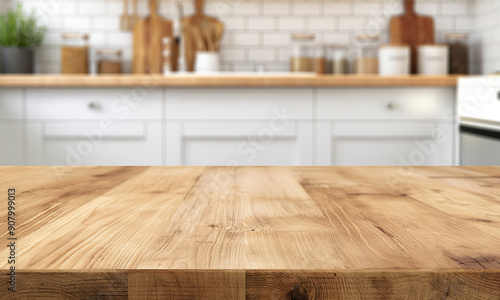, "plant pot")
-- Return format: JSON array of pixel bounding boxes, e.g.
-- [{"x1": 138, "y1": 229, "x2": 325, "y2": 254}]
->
[{"x1": 1, "y1": 47, "x2": 34, "y2": 74}]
